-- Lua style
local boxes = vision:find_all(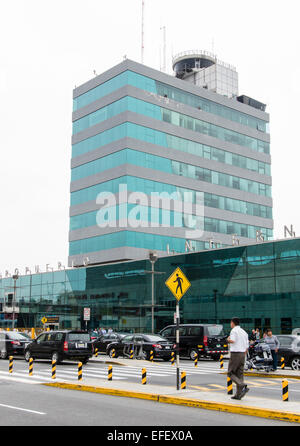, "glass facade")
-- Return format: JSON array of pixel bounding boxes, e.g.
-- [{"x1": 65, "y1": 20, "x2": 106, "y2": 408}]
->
[
  {"x1": 73, "y1": 70, "x2": 269, "y2": 134},
  {"x1": 69, "y1": 222, "x2": 272, "y2": 256},
  {"x1": 70, "y1": 194, "x2": 272, "y2": 231},
  {"x1": 73, "y1": 96, "x2": 270, "y2": 154},
  {"x1": 2, "y1": 239, "x2": 300, "y2": 335},
  {"x1": 71, "y1": 148, "x2": 271, "y2": 198},
  {"x1": 73, "y1": 122, "x2": 271, "y2": 176}
]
